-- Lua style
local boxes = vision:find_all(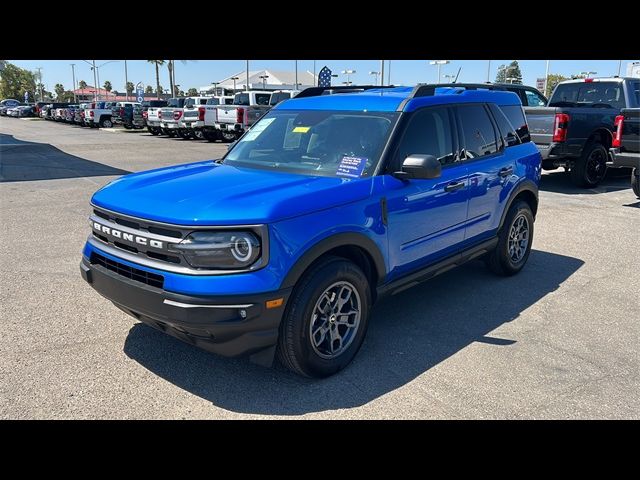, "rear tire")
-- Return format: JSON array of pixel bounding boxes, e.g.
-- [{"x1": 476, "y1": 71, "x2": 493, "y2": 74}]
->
[
  {"x1": 487, "y1": 200, "x2": 534, "y2": 276},
  {"x1": 220, "y1": 130, "x2": 238, "y2": 142},
  {"x1": 123, "y1": 124, "x2": 132, "y2": 130},
  {"x1": 570, "y1": 143, "x2": 608, "y2": 188},
  {"x1": 277, "y1": 256, "x2": 371, "y2": 378},
  {"x1": 632, "y1": 168, "x2": 640, "y2": 198},
  {"x1": 193, "y1": 129, "x2": 204, "y2": 140},
  {"x1": 99, "y1": 117, "x2": 113, "y2": 128}
]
